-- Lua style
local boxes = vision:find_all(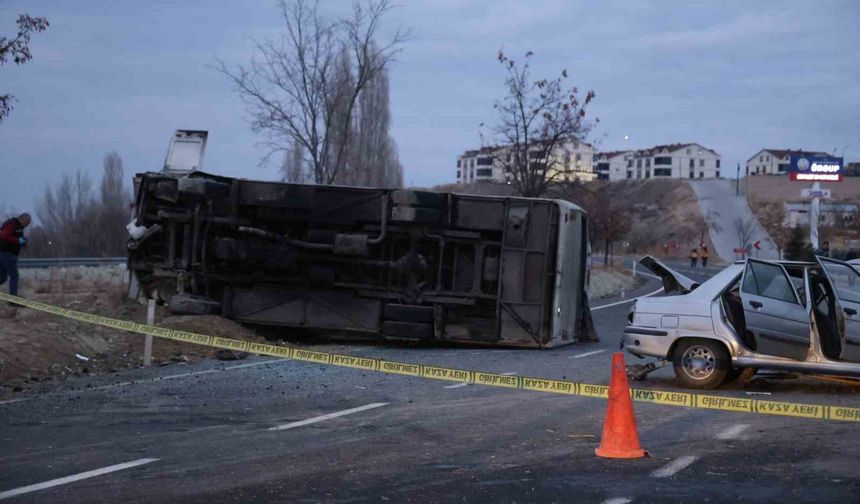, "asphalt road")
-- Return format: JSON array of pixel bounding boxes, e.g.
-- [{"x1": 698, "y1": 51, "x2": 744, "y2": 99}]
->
[{"x1": 1, "y1": 269, "x2": 859, "y2": 503}]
